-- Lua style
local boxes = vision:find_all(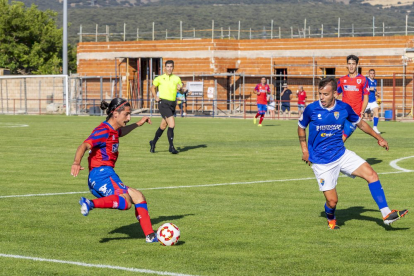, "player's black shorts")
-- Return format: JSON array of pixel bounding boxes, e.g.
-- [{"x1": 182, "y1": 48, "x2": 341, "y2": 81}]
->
[{"x1": 159, "y1": 99, "x2": 176, "y2": 119}]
